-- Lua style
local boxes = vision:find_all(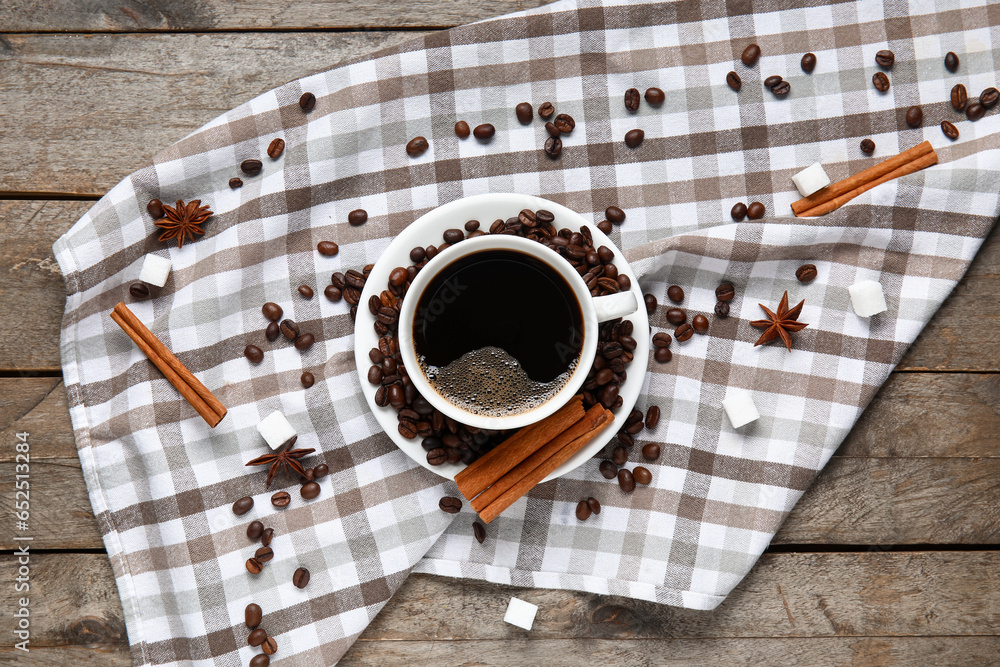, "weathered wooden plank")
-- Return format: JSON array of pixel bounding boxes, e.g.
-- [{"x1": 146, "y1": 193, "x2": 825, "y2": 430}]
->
[
  {"x1": 3, "y1": 552, "x2": 999, "y2": 650},
  {"x1": 0, "y1": 648, "x2": 131, "y2": 666},
  {"x1": 0, "y1": 0, "x2": 553, "y2": 32}
]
